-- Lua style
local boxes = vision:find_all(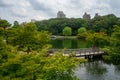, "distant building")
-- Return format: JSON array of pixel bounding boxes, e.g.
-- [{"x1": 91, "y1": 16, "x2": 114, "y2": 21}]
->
[
  {"x1": 83, "y1": 12, "x2": 91, "y2": 20},
  {"x1": 31, "y1": 19, "x2": 36, "y2": 22},
  {"x1": 20, "y1": 22, "x2": 27, "y2": 28},
  {"x1": 57, "y1": 11, "x2": 66, "y2": 18},
  {"x1": 94, "y1": 13, "x2": 100, "y2": 18}
]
